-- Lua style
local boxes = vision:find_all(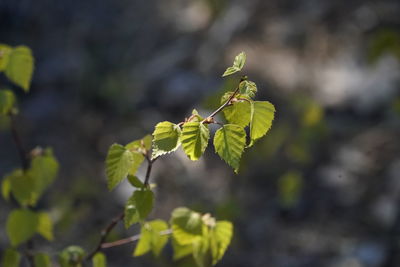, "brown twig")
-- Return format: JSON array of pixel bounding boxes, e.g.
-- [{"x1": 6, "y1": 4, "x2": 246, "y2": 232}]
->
[
  {"x1": 85, "y1": 212, "x2": 125, "y2": 261},
  {"x1": 101, "y1": 229, "x2": 172, "y2": 249}
]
